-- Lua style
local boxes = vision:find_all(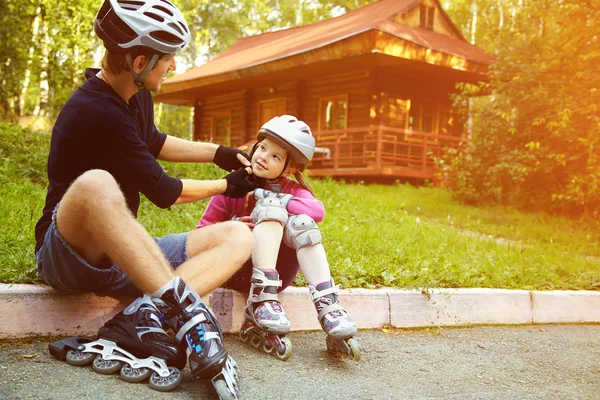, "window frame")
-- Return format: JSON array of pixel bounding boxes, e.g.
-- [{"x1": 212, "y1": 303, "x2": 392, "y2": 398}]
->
[
  {"x1": 318, "y1": 94, "x2": 349, "y2": 131},
  {"x1": 419, "y1": 4, "x2": 435, "y2": 30},
  {"x1": 209, "y1": 111, "x2": 232, "y2": 146}
]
